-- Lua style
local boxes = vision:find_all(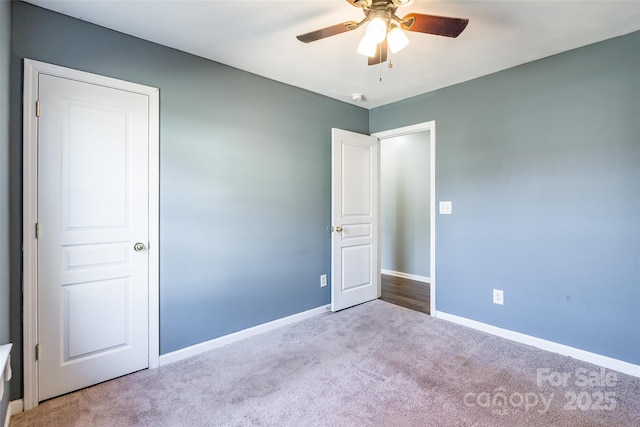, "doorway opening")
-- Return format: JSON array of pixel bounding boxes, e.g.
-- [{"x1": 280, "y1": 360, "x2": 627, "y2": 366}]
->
[{"x1": 373, "y1": 122, "x2": 435, "y2": 315}]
